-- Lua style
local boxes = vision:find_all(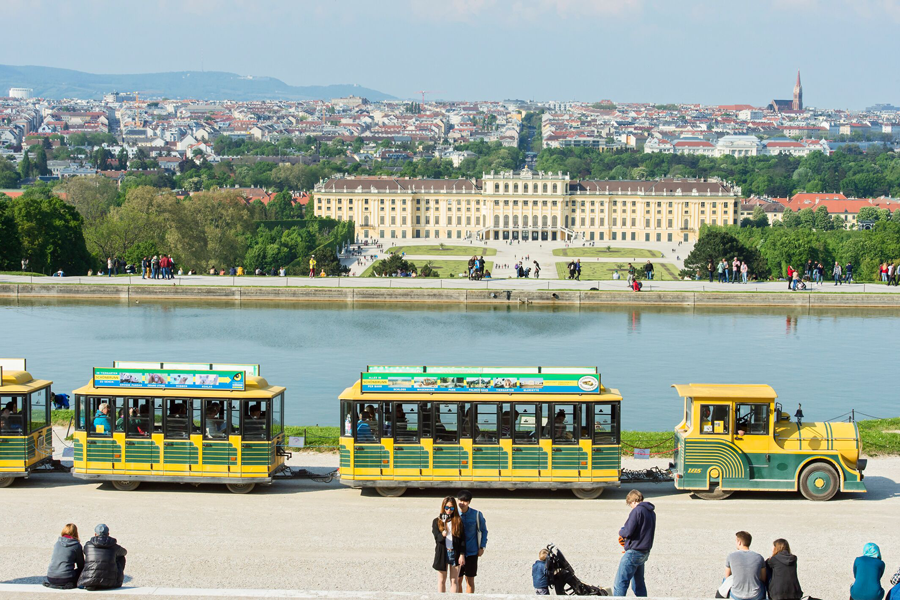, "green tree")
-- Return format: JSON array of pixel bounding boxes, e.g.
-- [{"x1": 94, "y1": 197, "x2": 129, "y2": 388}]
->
[
  {"x1": 163, "y1": 189, "x2": 255, "y2": 270},
  {"x1": 33, "y1": 146, "x2": 49, "y2": 176},
  {"x1": 781, "y1": 207, "x2": 800, "y2": 228},
  {"x1": 0, "y1": 159, "x2": 18, "y2": 188},
  {"x1": 857, "y1": 206, "x2": 888, "y2": 223},
  {"x1": 11, "y1": 187, "x2": 92, "y2": 274},
  {"x1": 61, "y1": 175, "x2": 119, "y2": 226},
  {"x1": 371, "y1": 252, "x2": 416, "y2": 277},
  {"x1": 684, "y1": 229, "x2": 766, "y2": 279},
  {"x1": 814, "y1": 206, "x2": 834, "y2": 230},
  {"x1": 0, "y1": 196, "x2": 23, "y2": 270},
  {"x1": 117, "y1": 148, "x2": 128, "y2": 170},
  {"x1": 18, "y1": 151, "x2": 31, "y2": 179}
]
